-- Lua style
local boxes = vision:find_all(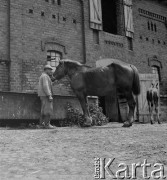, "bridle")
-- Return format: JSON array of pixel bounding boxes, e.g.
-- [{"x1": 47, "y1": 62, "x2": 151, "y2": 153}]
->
[
  {"x1": 60, "y1": 60, "x2": 66, "y2": 77},
  {"x1": 54, "y1": 60, "x2": 66, "y2": 79}
]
